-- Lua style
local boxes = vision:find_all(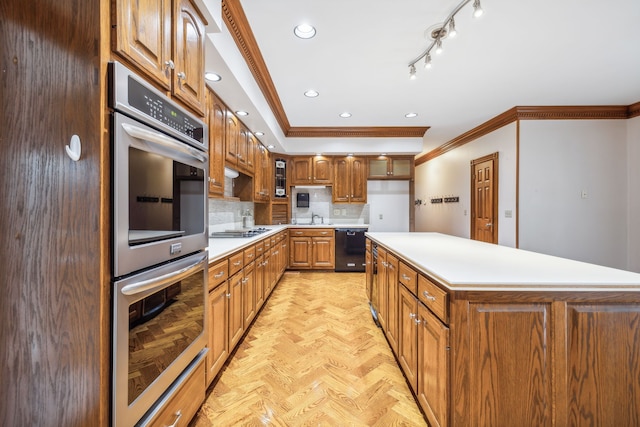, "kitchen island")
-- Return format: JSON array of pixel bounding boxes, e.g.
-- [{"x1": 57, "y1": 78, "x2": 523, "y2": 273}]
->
[{"x1": 366, "y1": 232, "x2": 640, "y2": 427}]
